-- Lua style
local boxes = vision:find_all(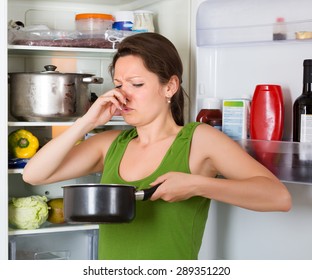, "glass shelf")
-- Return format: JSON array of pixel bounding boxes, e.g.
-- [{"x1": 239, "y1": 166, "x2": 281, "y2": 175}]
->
[
  {"x1": 8, "y1": 119, "x2": 127, "y2": 127},
  {"x1": 9, "y1": 223, "x2": 99, "y2": 236},
  {"x1": 8, "y1": 44, "x2": 116, "y2": 57},
  {"x1": 237, "y1": 139, "x2": 312, "y2": 185}
]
